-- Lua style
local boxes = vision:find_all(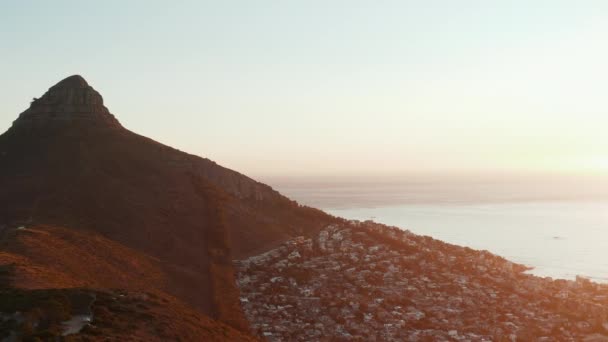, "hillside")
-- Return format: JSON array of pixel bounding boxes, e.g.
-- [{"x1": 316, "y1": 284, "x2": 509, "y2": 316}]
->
[
  {"x1": 0, "y1": 75, "x2": 334, "y2": 333},
  {"x1": 0, "y1": 288, "x2": 258, "y2": 341},
  {"x1": 237, "y1": 221, "x2": 608, "y2": 341},
  {"x1": 0, "y1": 225, "x2": 164, "y2": 290},
  {"x1": 0, "y1": 225, "x2": 259, "y2": 340}
]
